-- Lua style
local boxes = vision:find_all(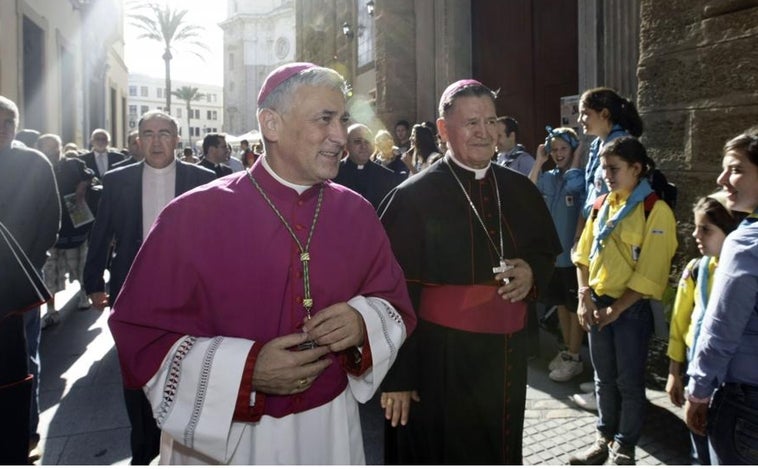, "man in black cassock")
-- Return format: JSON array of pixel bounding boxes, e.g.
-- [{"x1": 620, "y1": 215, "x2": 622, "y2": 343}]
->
[
  {"x1": 377, "y1": 80, "x2": 561, "y2": 464},
  {"x1": 333, "y1": 123, "x2": 402, "y2": 209},
  {"x1": 0, "y1": 95, "x2": 60, "y2": 464}
]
